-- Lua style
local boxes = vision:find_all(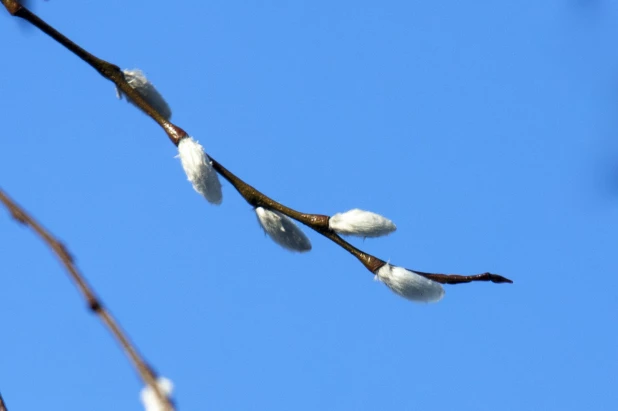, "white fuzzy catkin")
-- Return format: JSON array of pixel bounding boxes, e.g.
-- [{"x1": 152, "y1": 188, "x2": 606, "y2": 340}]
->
[
  {"x1": 140, "y1": 377, "x2": 174, "y2": 411},
  {"x1": 117, "y1": 69, "x2": 172, "y2": 120},
  {"x1": 255, "y1": 207, "x2": 312, "y2": 252},
  {"x1": 329, "y1": 209, "x2": 396, "y2": 238},
  {"x1": 178, "y1": 137, "x2": 222, "y2": 204},
  {"x1": 375, "y1": 264, "x2": 444, "y2": 303}
]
